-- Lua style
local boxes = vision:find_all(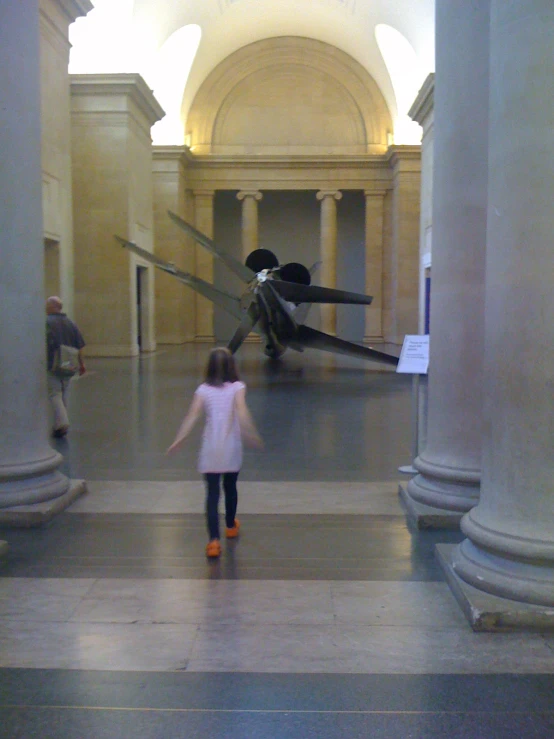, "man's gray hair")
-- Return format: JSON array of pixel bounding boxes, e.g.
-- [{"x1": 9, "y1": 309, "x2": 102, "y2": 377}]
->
[{"x1": 46, "y1": 296, "x2": 63, "y2": 311}]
